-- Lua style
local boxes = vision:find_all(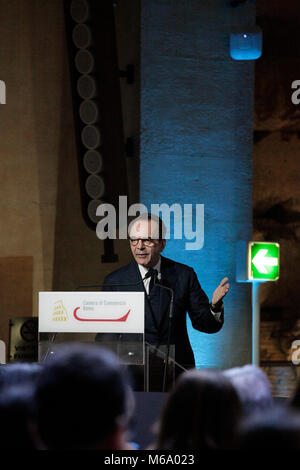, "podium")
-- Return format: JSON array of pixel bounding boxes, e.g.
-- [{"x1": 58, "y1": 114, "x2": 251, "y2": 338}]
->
[{"x1": 38, "y1": 291, "x2": 177, "y2": 392}]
